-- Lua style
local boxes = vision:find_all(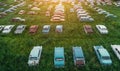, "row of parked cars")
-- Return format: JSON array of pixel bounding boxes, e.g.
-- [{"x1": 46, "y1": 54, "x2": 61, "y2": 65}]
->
[
  {"x1": 0, "y1": 2, "x2": 25, "y2": 18},
  {"x1": 18, "y1": 10, "x2": 38, "y2": 15},
  {"x1": 4, "y1": 2, "x2": 25, "y2": 13},
  {"x1": 0, "y1": 25, "x2": 63, "y2": 34},
  {"x1": 93, "y1": 7, "x2": 117, "y2": 18},
  {"x1": 28, "y1": 45, "x2": 120, "y2": 67},
  {"x1": 84, "y1": 24, "x2": 108, "y2": 34},
  {"x1": 0, "y1": 24, "x2": 108, "y2": 34},
  {"x1": 50, "y1": 4, "x2": 65, "y2": 22},
  {"x1": 74, "y1": 5, "x2": 94, "y2": 22}
]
